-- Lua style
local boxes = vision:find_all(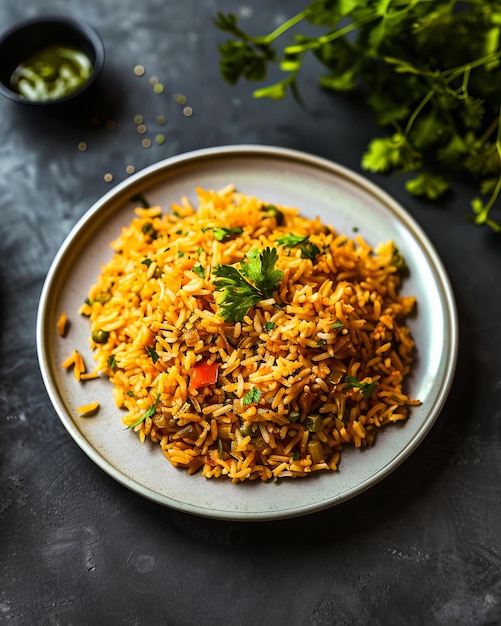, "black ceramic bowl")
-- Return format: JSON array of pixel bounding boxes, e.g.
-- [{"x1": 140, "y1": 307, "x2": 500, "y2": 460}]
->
[{"x1": 0, "y1": 15, "x2": 104, "y2": 107}]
